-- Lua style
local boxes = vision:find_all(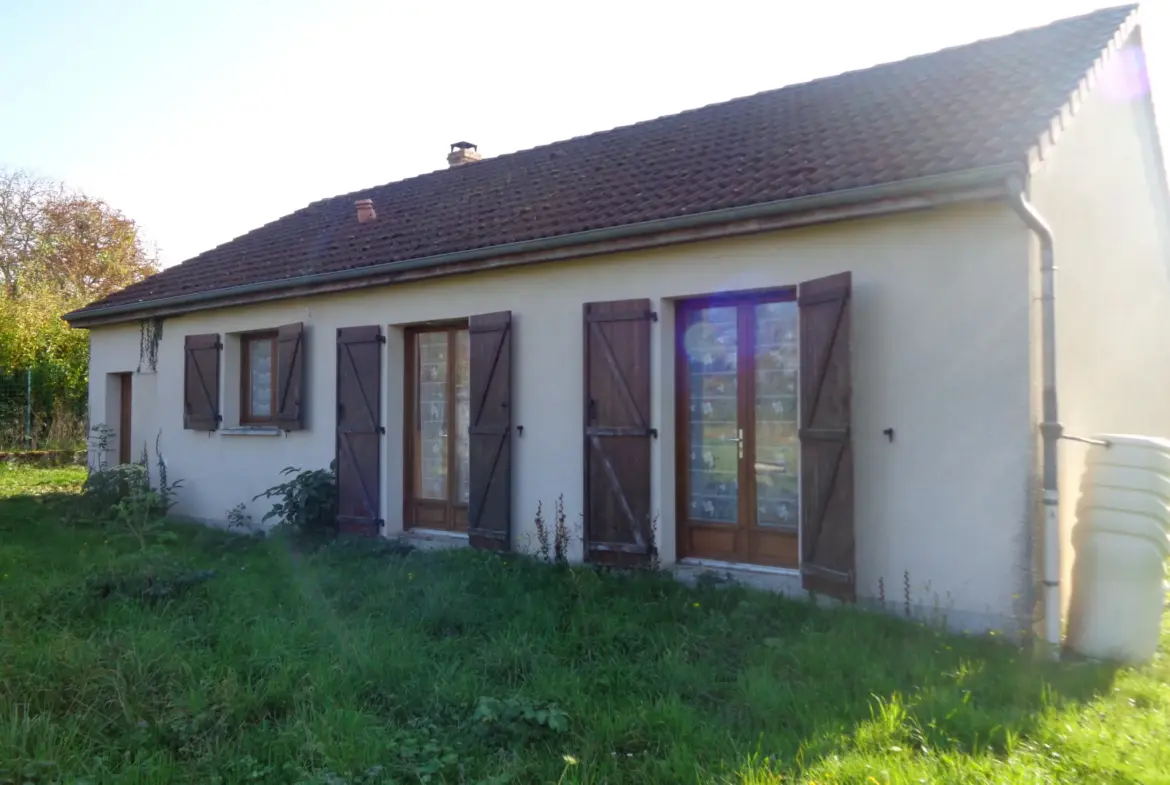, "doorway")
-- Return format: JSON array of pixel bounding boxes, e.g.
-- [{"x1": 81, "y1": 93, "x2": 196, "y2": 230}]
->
[
  {"x1": 117, "y1": 373, "x2": 132, "y2": 465},
  {"x1": 676, "y1": 290, "x2": 800, "y2": 568}
]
